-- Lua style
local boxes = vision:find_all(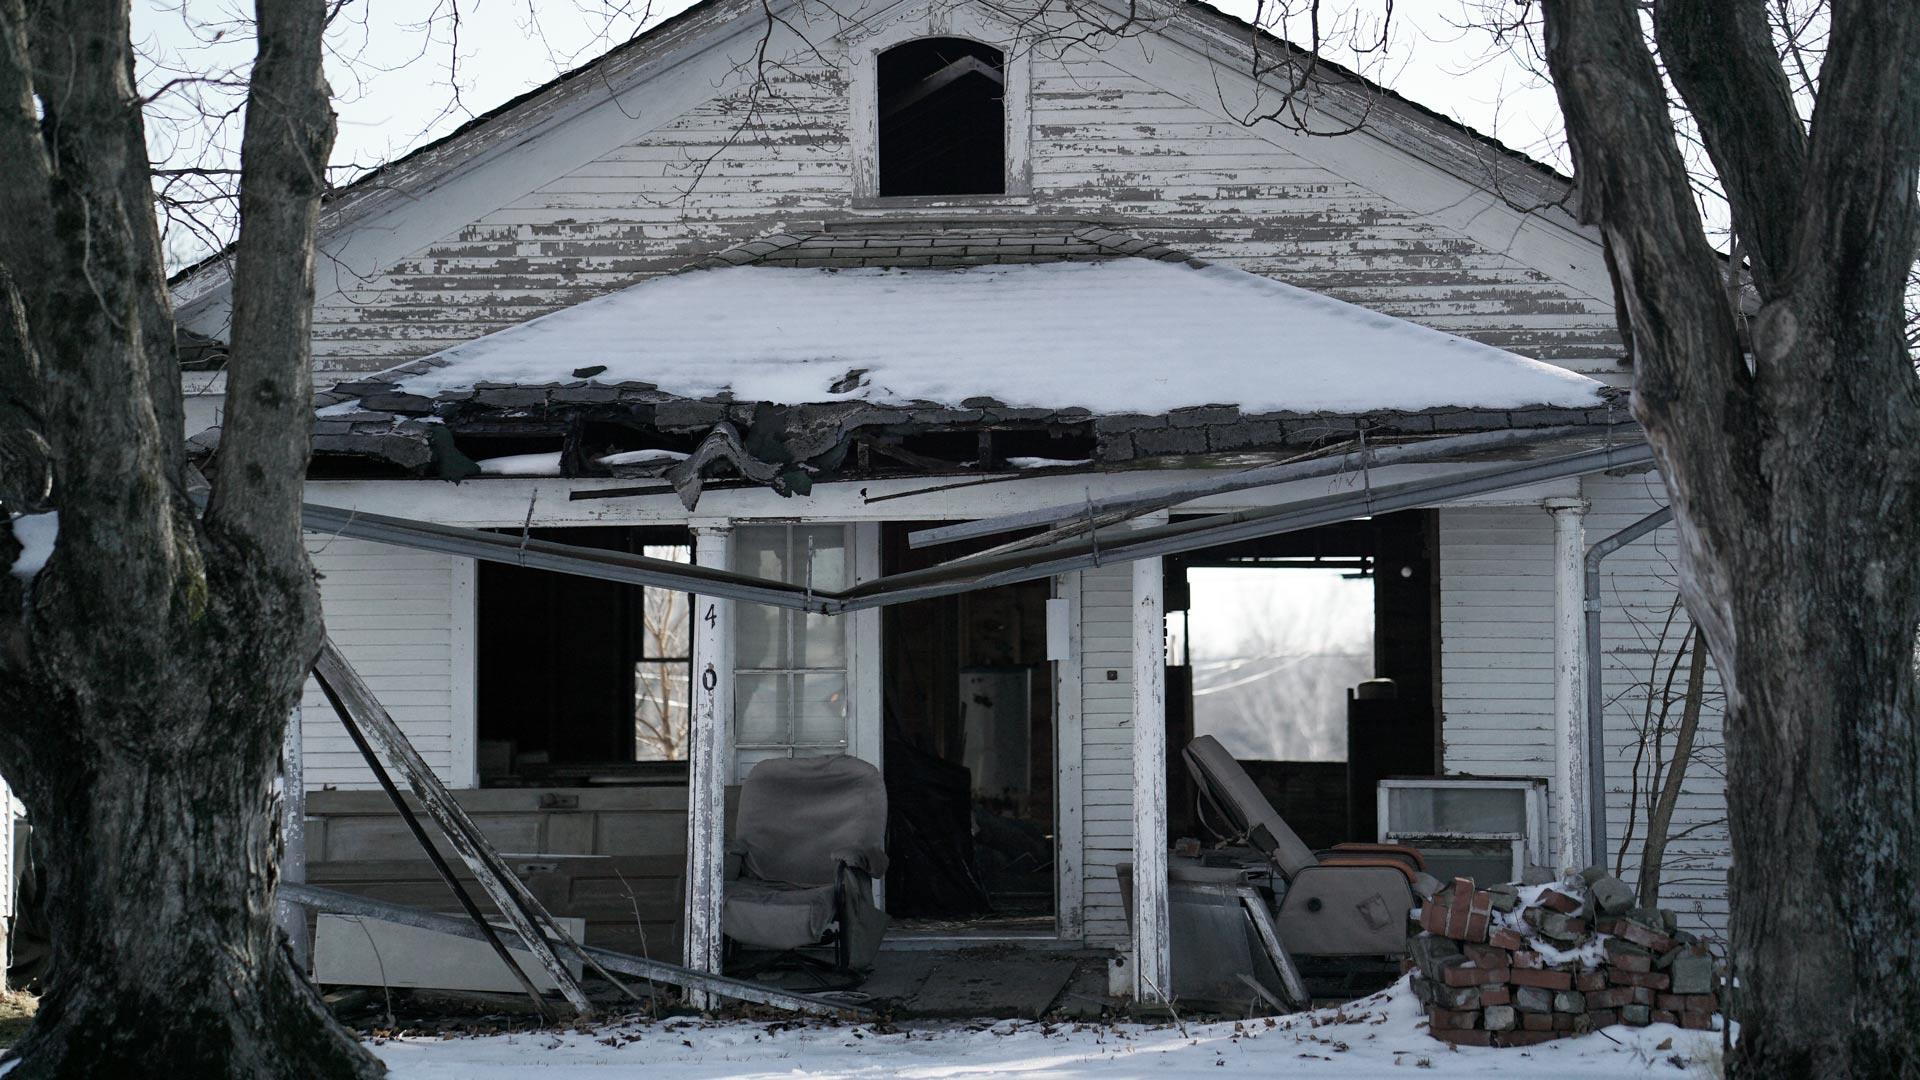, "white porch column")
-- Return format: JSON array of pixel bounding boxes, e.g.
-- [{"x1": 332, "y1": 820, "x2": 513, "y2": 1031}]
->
[
  {"x1": 277, "y1": 706, "x2": 309, "y2": 971},
  {"x1": 1546, "y1": 497, "x2": 1590, "y2": 873},
  {"x1": 684, "y1": 524, "x2": 734, "y2": 1005},
  {"x1": 1131, "y1": 538, "x2": 1170, "y2": 1001}
]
